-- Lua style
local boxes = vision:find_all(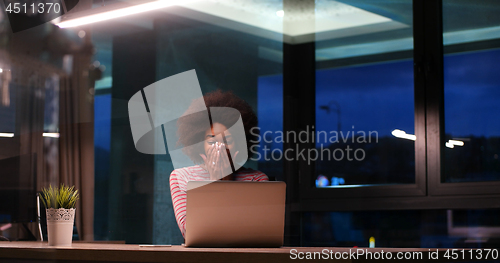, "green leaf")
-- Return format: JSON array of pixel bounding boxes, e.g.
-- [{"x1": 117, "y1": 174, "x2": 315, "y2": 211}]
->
[{"x1": 40, "y1": 184, "x2": 79, "y2": 209}]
